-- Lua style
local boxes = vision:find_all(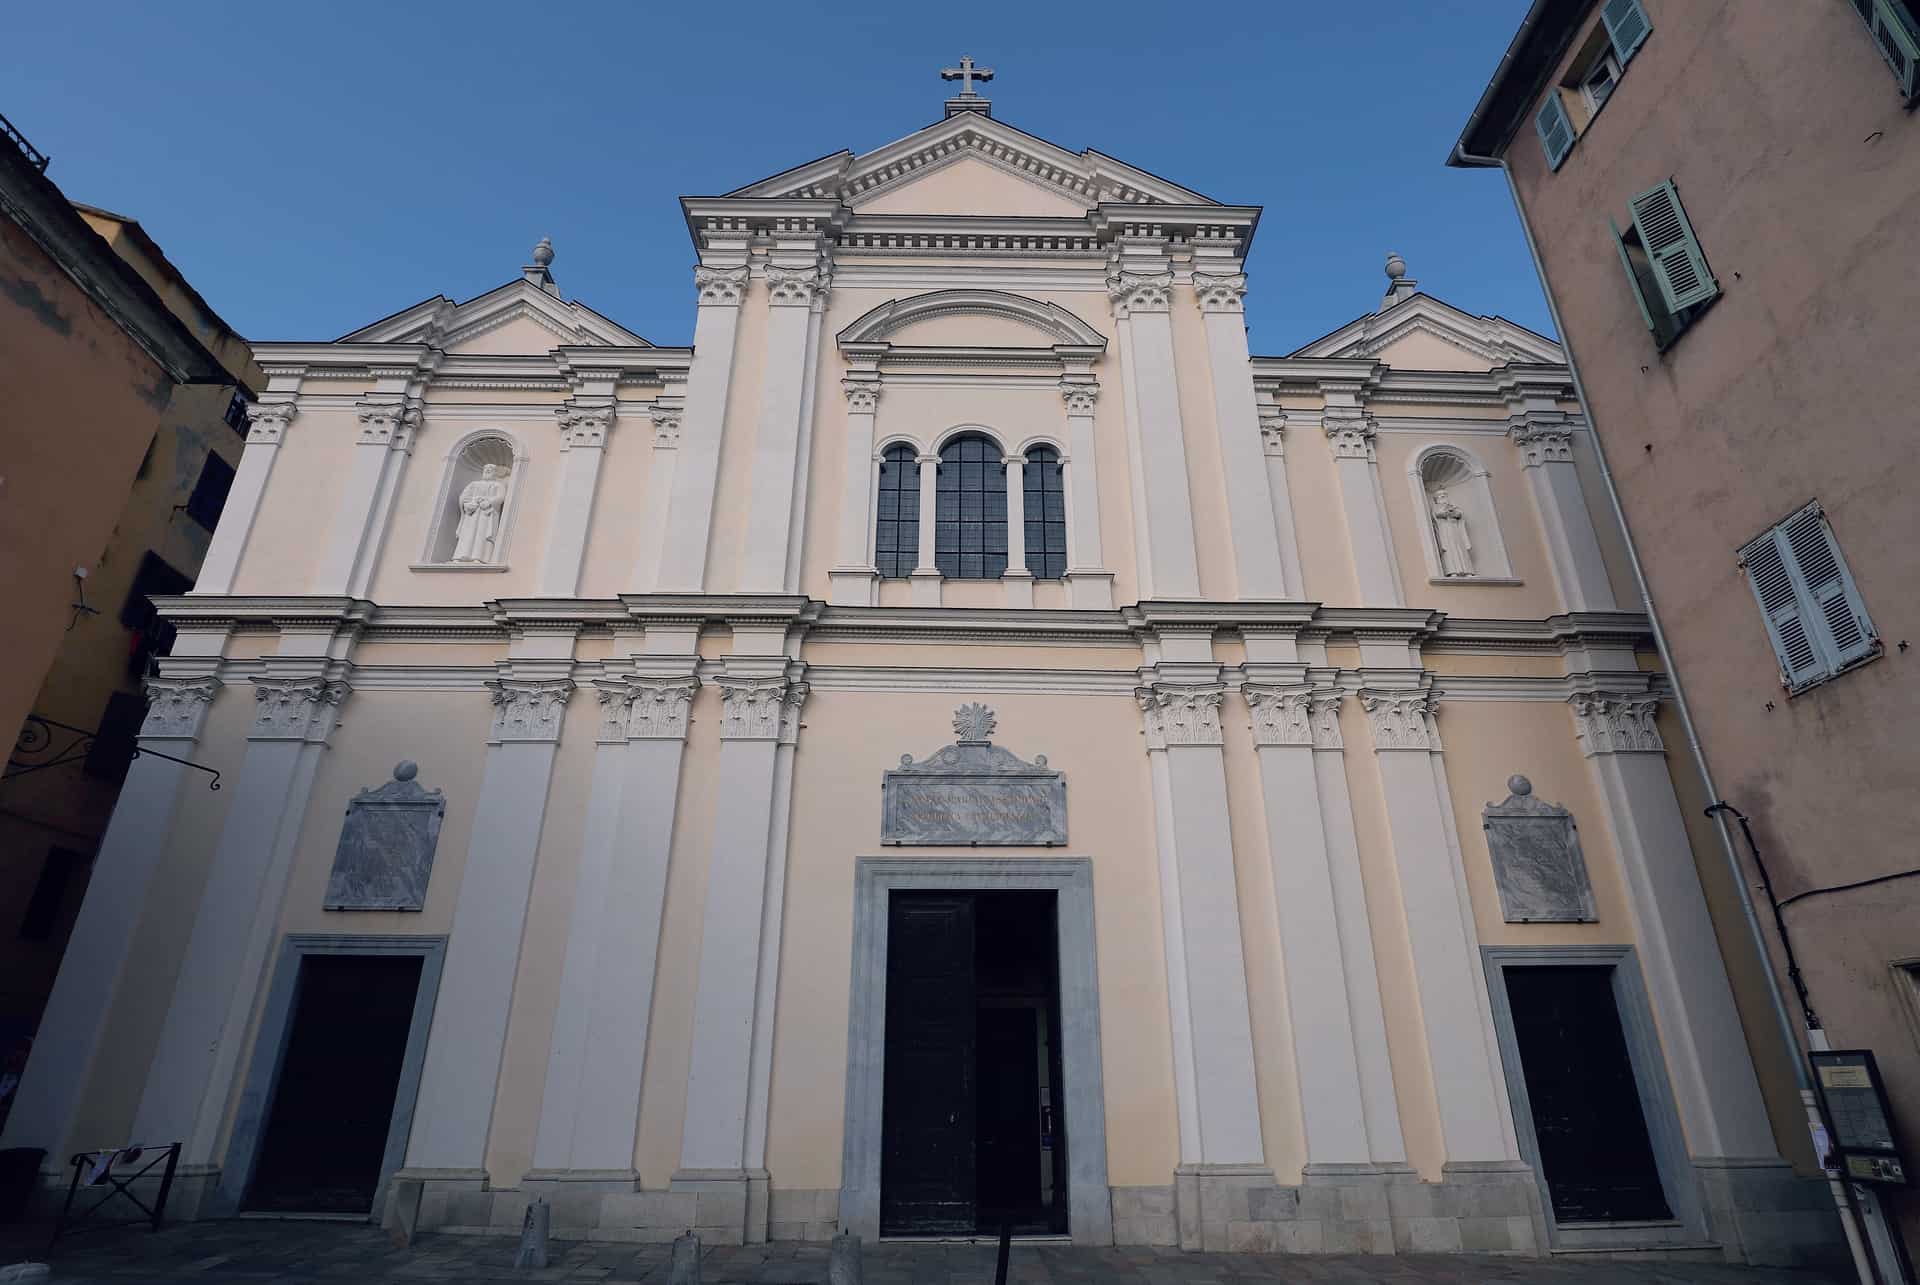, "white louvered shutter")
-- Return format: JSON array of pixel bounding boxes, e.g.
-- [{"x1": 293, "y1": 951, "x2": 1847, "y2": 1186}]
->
[
  {"x1": 1628, "y1": 181, "x2": 1720, "y2": 312},
  {"x1": 1536, "y1": 95, "x2": 1574, "y2": 170},
  {"x1": 1742, "y1": 529, "x2": 1829, "y2": 689},
  {"x1": 1601, "y1": 0, "x2": 1652, "y2": 63},
  {"x1": 1782, "y1": 505, "x2": 1878, "y2": 668}
]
